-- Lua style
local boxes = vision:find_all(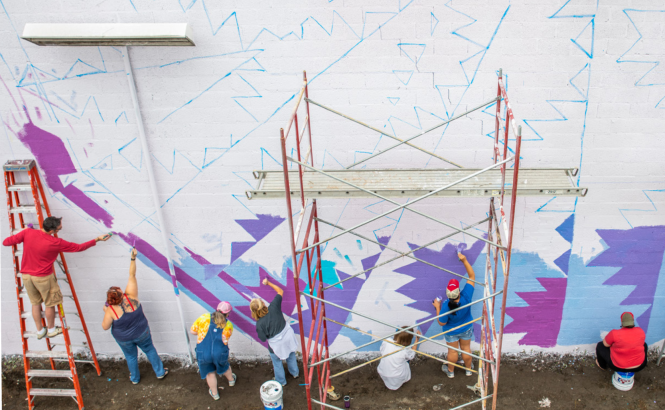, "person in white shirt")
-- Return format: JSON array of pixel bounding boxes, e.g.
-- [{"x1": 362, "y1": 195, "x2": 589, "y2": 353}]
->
[{"x1": 377, "y1": 327, "x2": 422, "y2": 390}]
